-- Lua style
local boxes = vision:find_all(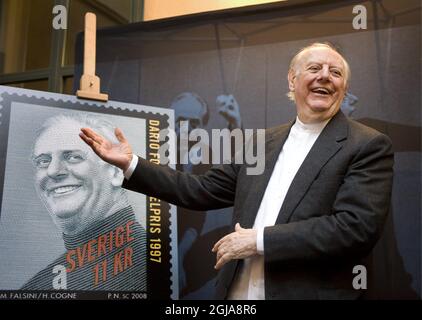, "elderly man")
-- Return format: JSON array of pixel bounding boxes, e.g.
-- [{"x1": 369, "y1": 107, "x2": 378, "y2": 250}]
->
[
  {"x1": 80, "y1": 43, "x2": 393, "y2": 299},
  {"x1": 169, "y1": 91, "x2": 243, "y2": 298},
  {"x1": 23, "y1": 113, "x2": 146, "y2": 291}
]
